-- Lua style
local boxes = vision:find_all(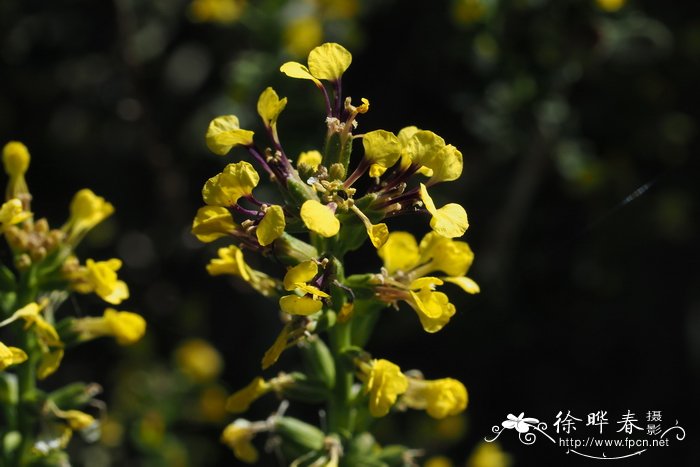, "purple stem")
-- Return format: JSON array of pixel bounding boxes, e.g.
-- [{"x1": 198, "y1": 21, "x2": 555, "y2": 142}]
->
[
  {"x1": 343, "y1": 158, "x2": 370, "y2": 189},
  {"x1": 230, "y1": 204, "x2": 264, "y2": 218},
  {"x1": 316, "y1": 83, "x2": 332, "y2": 117},
  {"x1": 246, "y1": 146, "x2": 275, "y2": 178}
]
